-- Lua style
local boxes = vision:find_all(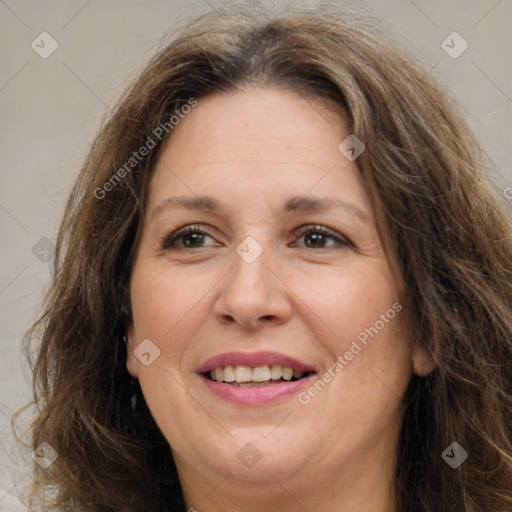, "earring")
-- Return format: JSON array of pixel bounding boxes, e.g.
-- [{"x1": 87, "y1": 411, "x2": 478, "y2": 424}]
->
[
  {"x1": 123, "y1": 335, "x2": 138, "y2": 411},
  {"x1": 130, "y1": 378, "x2": 137, "y2": 411}
]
